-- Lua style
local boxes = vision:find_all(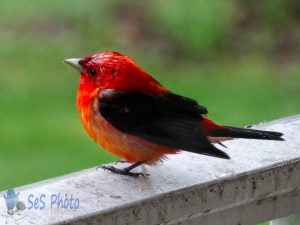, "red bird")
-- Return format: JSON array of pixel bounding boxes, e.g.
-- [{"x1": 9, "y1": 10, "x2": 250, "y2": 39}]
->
[{"x1": 64, "y1": 51, "x2": 284, "y2": 177}]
